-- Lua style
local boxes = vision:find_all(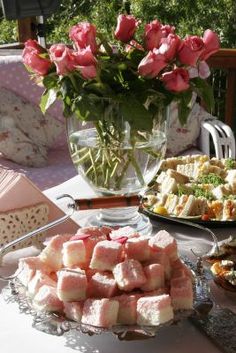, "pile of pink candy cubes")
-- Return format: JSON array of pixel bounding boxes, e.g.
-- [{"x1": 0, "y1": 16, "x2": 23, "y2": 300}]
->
[{"x1": 17, "y1": 226, "x2": 193, "y2": 328}]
